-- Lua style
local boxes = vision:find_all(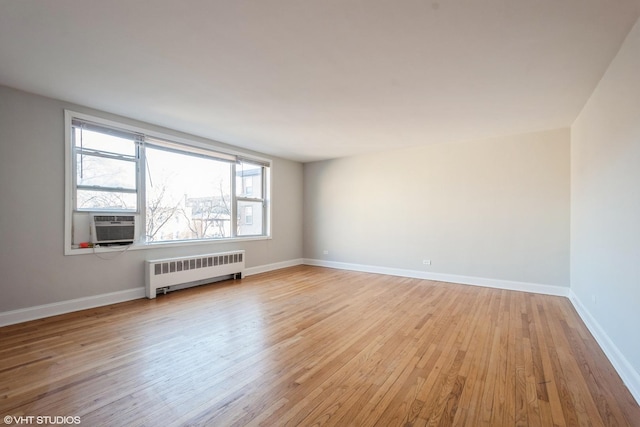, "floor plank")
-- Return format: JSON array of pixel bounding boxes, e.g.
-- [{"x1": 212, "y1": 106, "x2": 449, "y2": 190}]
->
[{"x1": 0, "y1": 266, "x2": 638, "y2": 426}]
